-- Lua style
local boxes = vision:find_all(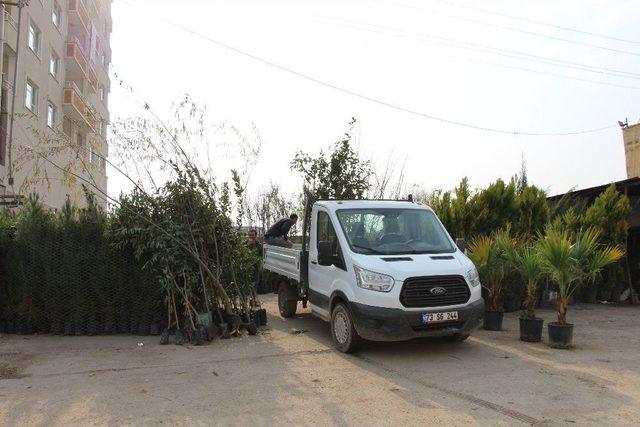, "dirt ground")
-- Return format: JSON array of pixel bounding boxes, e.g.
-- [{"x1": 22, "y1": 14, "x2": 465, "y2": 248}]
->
[{"x1": 1, "y1": 296, "x2": 639, "y2": 426}]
